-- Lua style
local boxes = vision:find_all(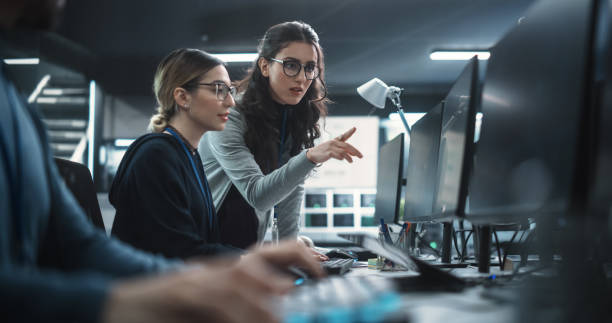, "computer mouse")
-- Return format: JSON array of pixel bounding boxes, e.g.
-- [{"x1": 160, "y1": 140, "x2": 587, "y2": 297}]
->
[{"x1": 325, "y1": 249, "x2": 358, "y2": 260}]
